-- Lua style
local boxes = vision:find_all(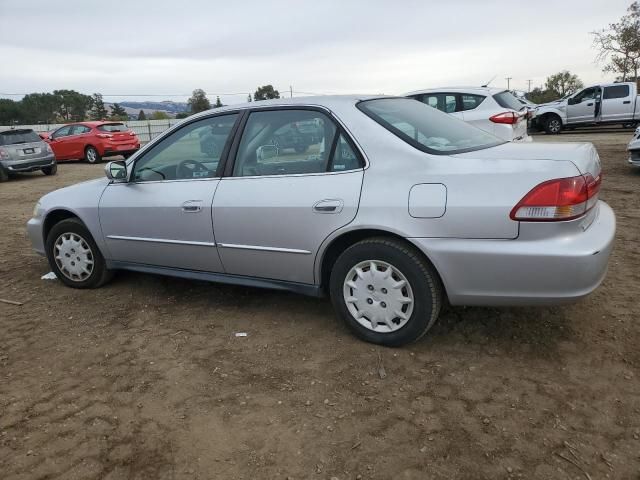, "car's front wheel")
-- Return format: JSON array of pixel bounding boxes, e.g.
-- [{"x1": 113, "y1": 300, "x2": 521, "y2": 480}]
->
[
  {"x1": 544, "y1": 115, "x2": 563, "y2": 134},
  {"x1": 85, "y1": 146, "x2": 101, "y2": 164},
  {"x1": 0, "y1": 165, "x2": 8, "y2": 182},
  {"x1": 42, "y1": 164, "x2": 57, "y2": 176},
  {"x1": 330, "y1": 238, "x2": 442, "y2": 347},
  {"x1": 45, "y1": 218, "x2": 113, "y2": 289}
]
